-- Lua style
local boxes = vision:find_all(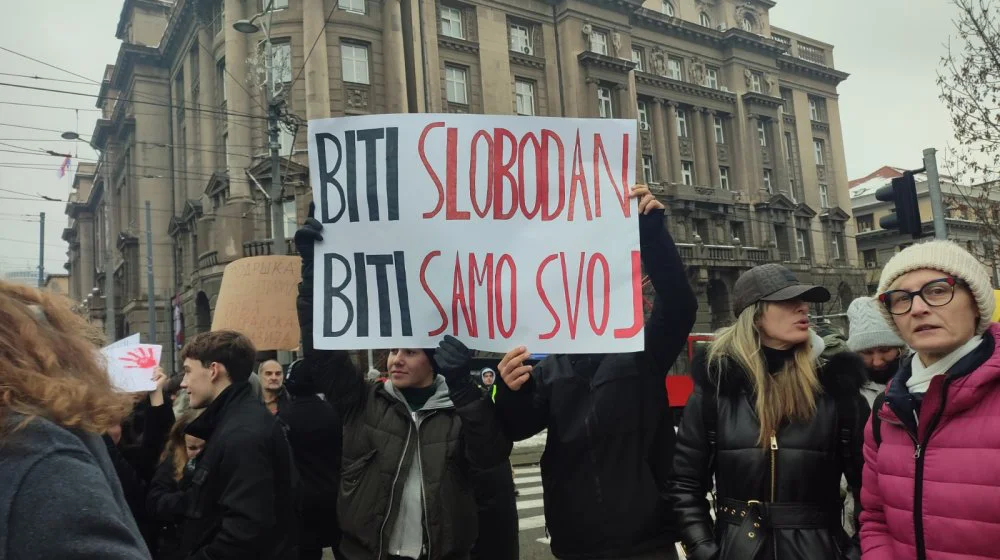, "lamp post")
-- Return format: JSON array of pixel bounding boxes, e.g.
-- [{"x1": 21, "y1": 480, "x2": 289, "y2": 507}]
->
[{"x1": 234, "y1": 0, "x2": 286, "y2": 255}]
